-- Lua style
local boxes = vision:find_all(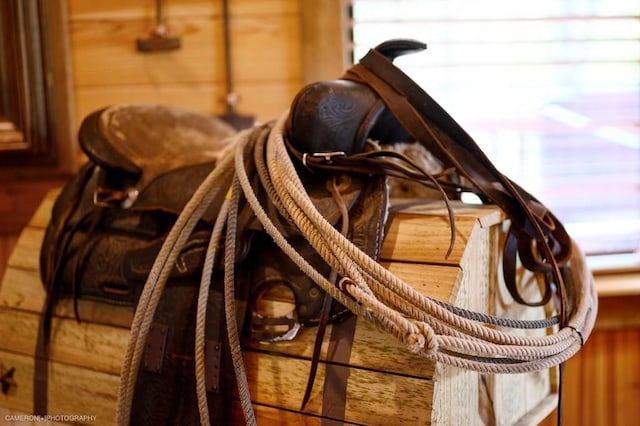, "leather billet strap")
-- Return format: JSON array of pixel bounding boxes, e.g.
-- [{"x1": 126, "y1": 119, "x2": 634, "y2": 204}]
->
[{"x1": 341, "y1": 41, "x2": 573, "y2": 324}]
